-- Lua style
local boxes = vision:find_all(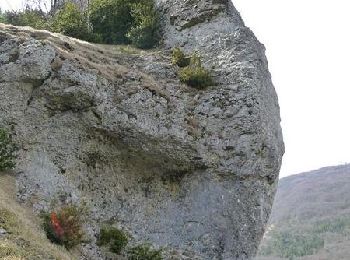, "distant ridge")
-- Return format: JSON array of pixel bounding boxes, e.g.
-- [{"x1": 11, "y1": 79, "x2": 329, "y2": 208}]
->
[{"x1": 257, "y1": 164, "x2": 350, "y2": 259}]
